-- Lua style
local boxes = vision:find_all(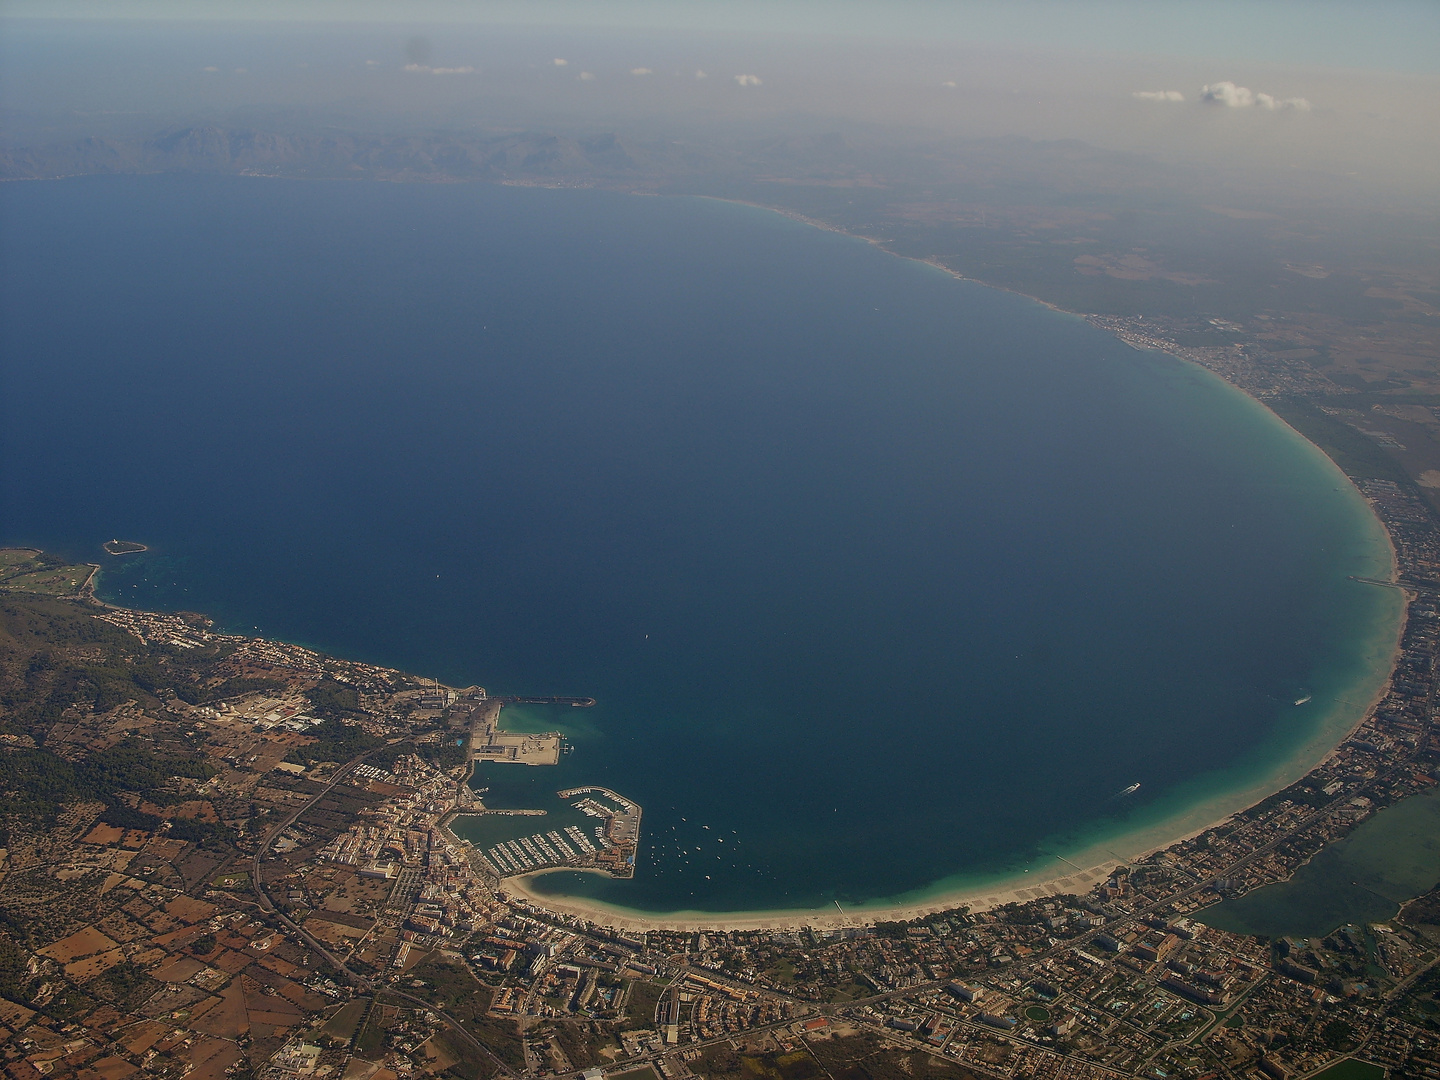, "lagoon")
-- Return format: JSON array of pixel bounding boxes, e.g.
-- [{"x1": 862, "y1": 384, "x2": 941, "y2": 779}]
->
[{"x1": 1199, "y1": 785, "x2": 1440, "y2": 939}]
